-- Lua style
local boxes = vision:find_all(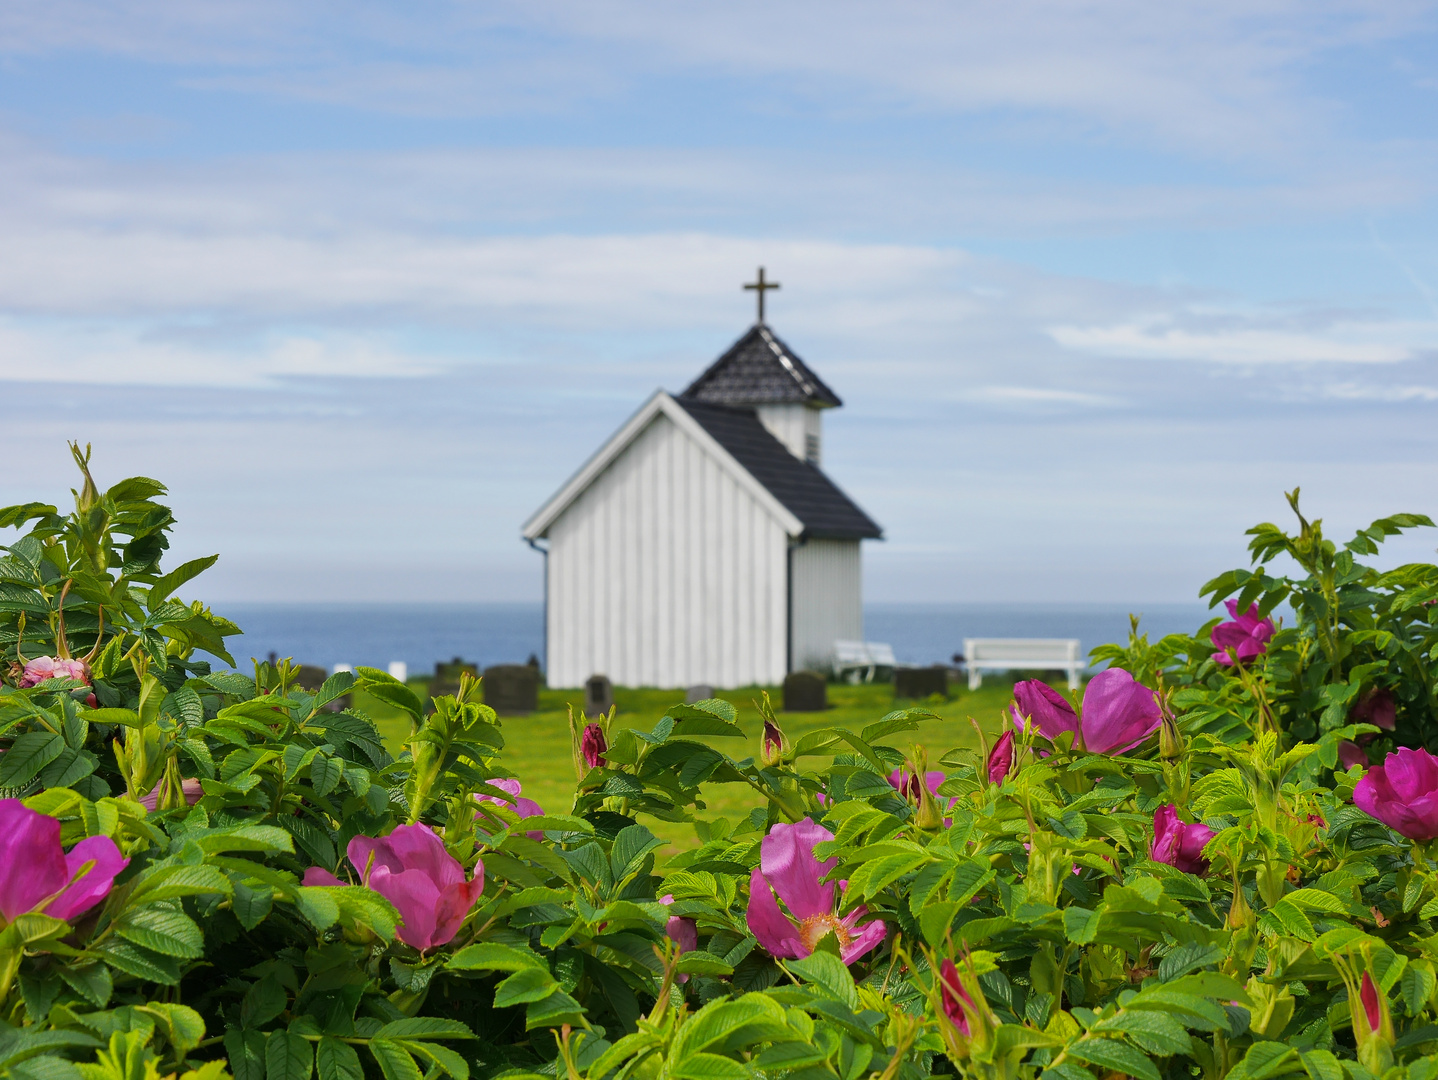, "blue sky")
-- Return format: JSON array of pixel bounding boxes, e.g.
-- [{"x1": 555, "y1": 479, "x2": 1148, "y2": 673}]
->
[{"x1": 2, "y1": 1, "x2": 1437, "y2": 603}]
